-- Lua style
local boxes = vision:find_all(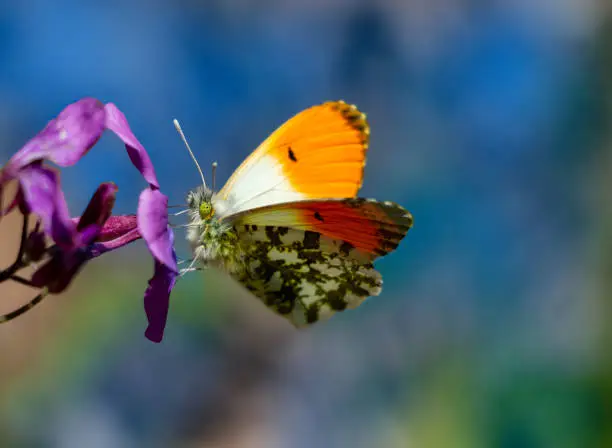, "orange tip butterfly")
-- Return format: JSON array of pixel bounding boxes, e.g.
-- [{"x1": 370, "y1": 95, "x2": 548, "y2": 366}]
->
[{"x1": 176, "y1": 101, "x2": 413, "y2": 326}]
